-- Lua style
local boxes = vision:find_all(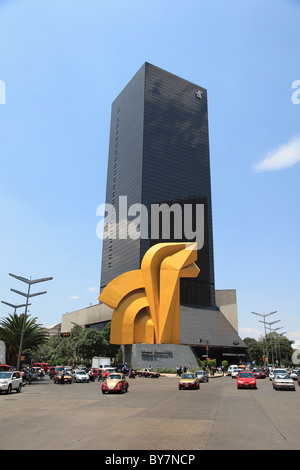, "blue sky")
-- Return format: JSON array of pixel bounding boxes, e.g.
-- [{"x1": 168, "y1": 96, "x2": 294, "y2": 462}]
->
[{"x1": 0, "y1": 0, "x2": 299, "y2": 346}]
